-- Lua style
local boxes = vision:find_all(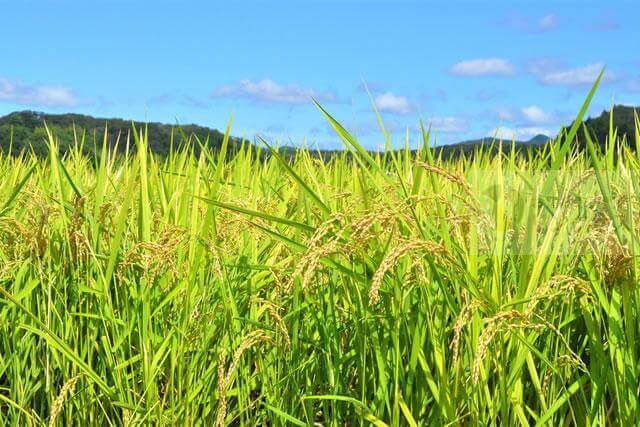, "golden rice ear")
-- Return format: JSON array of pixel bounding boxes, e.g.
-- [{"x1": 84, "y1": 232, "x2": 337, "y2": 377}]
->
[
  {"x1": 286, "y1": 215, "x2": 344, "y2": 293},
  {"x1": 216, "y1": 330, "x2": 272, "y2": 427},
  {"x1": 215, "y1": 349, "x2": 228, "y2": 427},
  {"x1": 369, "y1": 239, "x2": 446, "y2": 306},
  {"x1": 450, "y1": 300, "x2": 485, "y2": 365},
  {"x1": 49, "y1": 375, "x2": 81, "y2": 427},
  {"x1": 527, "y1": 275, "x2": 593, "y2": 312}
]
